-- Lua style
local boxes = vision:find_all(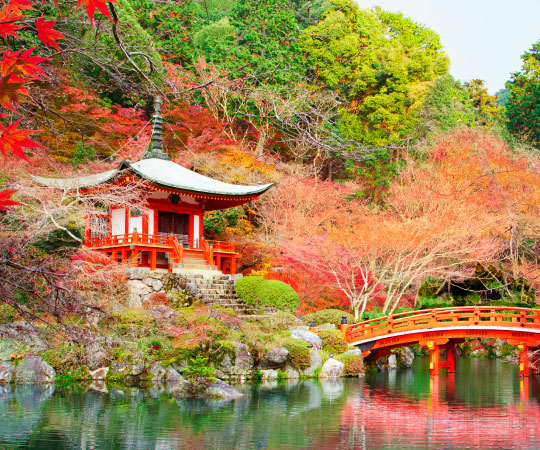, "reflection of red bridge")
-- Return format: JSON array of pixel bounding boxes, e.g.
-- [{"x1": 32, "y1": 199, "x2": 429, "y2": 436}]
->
[
  {"x1": 341, "y1": 307, "x2": 540, "y2": 376},
  {"x1": 336, "y1": 385, "x2": 540, "y2": 450}
]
